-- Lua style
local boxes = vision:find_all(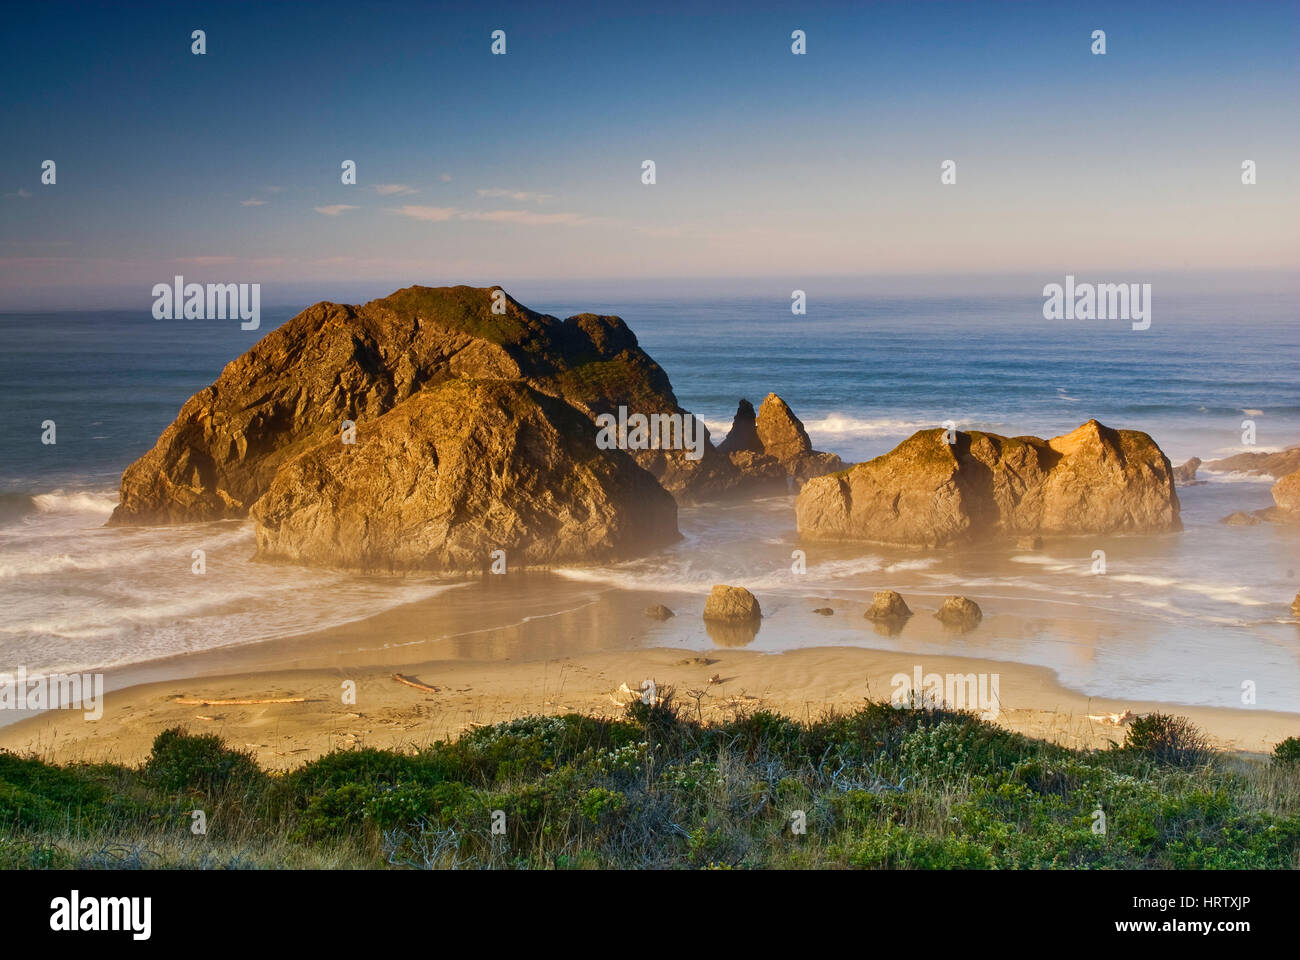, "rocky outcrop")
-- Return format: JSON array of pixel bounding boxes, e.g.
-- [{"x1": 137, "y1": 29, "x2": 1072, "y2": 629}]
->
[
  {"x1": 644, "y1": 604, "x2": 675, "y2": 620},
  {"x1": 1272, "y1": 470, "x2": 1300, "y2": 513},
  {"x1": 796, "y1": 420, "x2": 1181, "y2": 547},
  {"x1": 1238, "y1": 468, "x2": 1300, "y2": 524},
  {"x1": 110, "y1": 285, "x2": 763, "y2": 528},
  {"x1": 109, "y1": 286, "x2": 721, "y2": 570},
  {"x1": 935, "y1": 596, "x2": 982, "y2": 630},
  {"x1": 717, "y1": 399, "x2": 763, "y2": 455},
  {"x1": 703, "y1": 585, "x2": 762, "y2": 623},
  {"x1": 1220, "y1": 511, "x2": 1261, "y2": 526},
  {"x1": 251, "y1": 380, "x2": 678, "y2": 572},
  {"x1": 715, "y1": 393, "x2": 843, "y2": 489},
  {"x1": 1173, "y1": 457, "x2": 1203, "y2": 486},
  {"x1": 865, "y1": 590, "x2": 912, "y2": 621},
  {"x1": 1292, "y1": 592, "x2": 1300, "y2": 617},
  {"x1": 1203, "y1": 447, "x2": 1300, "y2": 479}
]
